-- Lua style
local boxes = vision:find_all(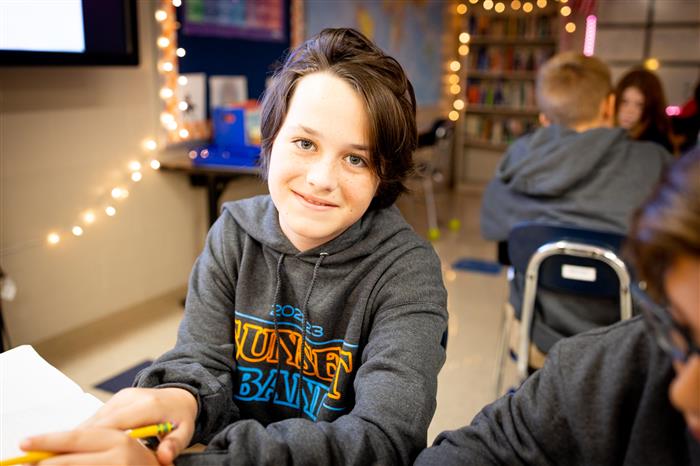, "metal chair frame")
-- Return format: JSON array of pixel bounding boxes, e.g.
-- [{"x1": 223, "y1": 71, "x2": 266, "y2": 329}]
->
[{"x1": 516, "y1": 240, "x2": 633, "y2": 382}]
